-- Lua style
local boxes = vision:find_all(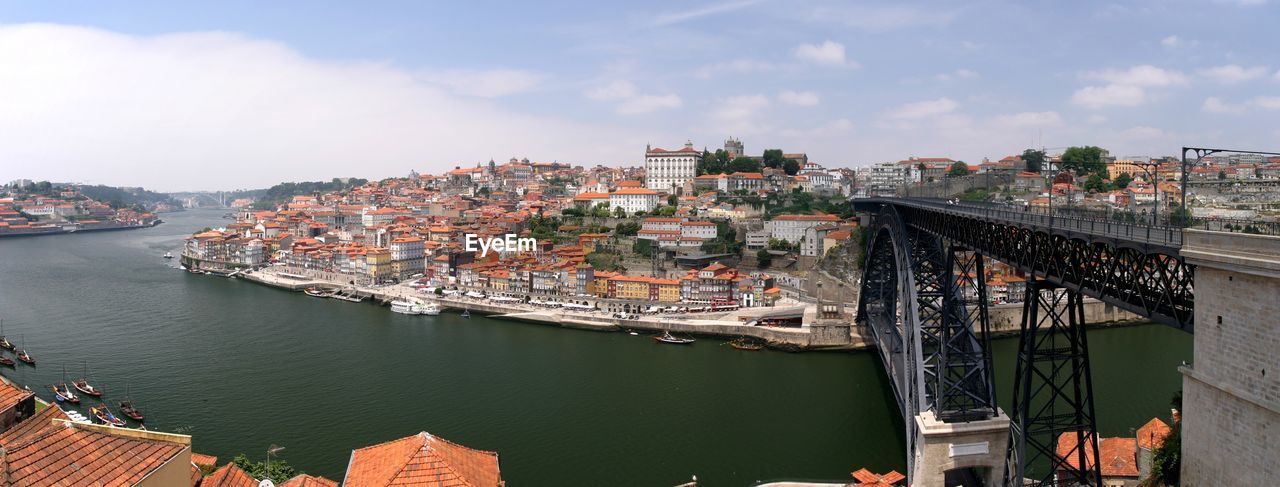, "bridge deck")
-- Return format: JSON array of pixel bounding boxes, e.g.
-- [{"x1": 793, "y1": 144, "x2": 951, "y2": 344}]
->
[{"x1": 856, "y1": 198, "x2": 1183, "y2": 252}]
